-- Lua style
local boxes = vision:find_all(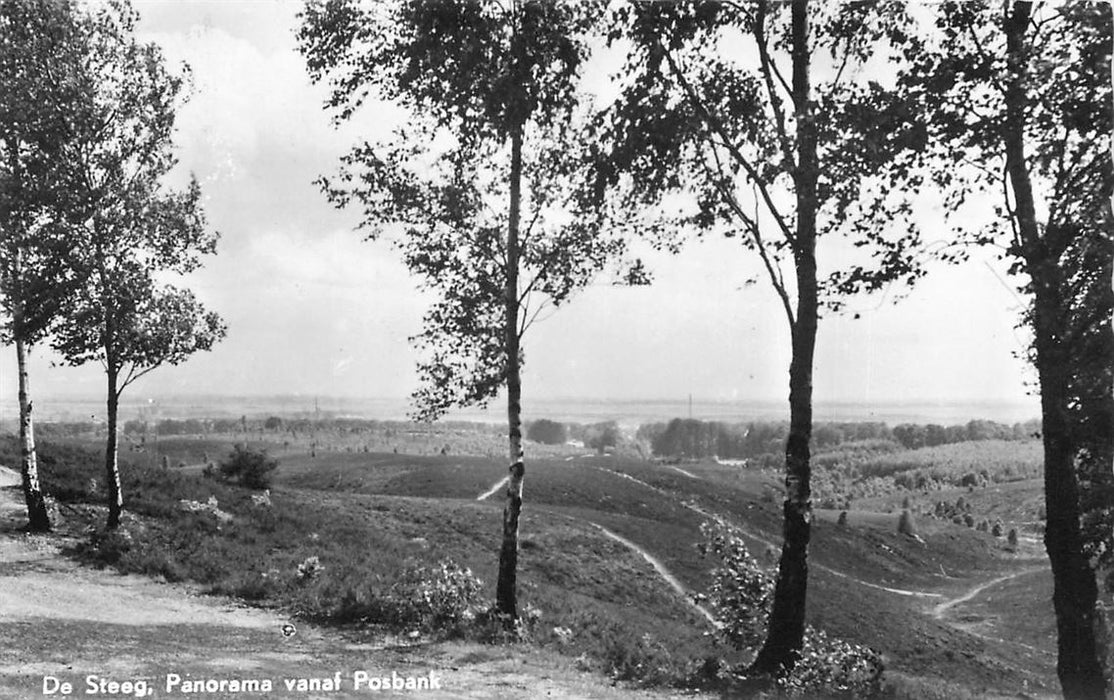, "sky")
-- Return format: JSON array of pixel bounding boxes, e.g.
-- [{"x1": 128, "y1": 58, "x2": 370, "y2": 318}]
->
[{"x1": 0, "y1": 1, "x2": 1040, "y2": 419}]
